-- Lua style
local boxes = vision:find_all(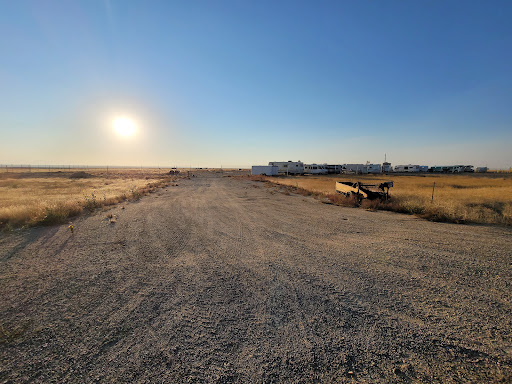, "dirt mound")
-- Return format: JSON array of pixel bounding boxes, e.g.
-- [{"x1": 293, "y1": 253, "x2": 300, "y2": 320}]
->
[{"x1": 69, "y1": 171, "x2": 93, "y2": 179}]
